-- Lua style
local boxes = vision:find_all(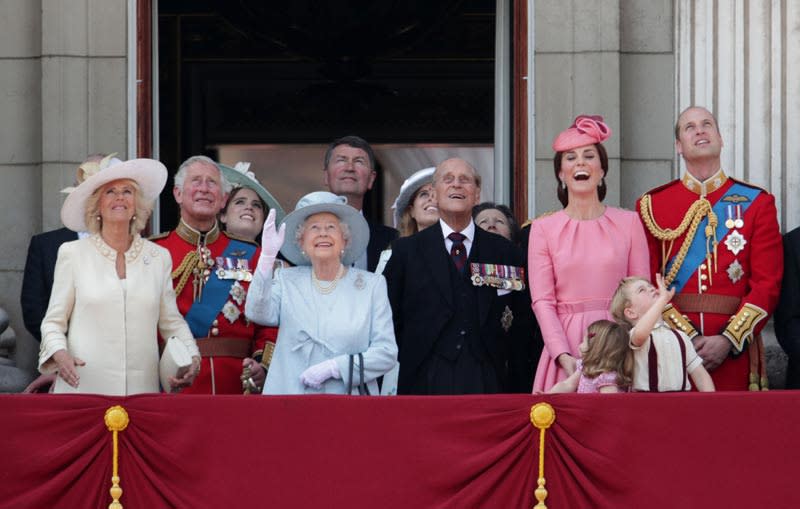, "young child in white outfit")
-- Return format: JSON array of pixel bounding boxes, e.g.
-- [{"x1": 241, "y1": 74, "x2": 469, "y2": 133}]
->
[{"x1": 611, "y1": 274, "x2": 715, "y2": 392}]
